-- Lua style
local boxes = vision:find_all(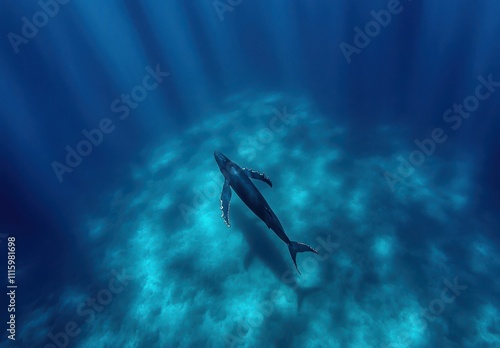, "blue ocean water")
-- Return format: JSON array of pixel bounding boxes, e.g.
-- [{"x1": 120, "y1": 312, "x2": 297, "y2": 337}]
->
[{"x1": 1, "y1": 1, "x2": 499, "y2": 347}]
